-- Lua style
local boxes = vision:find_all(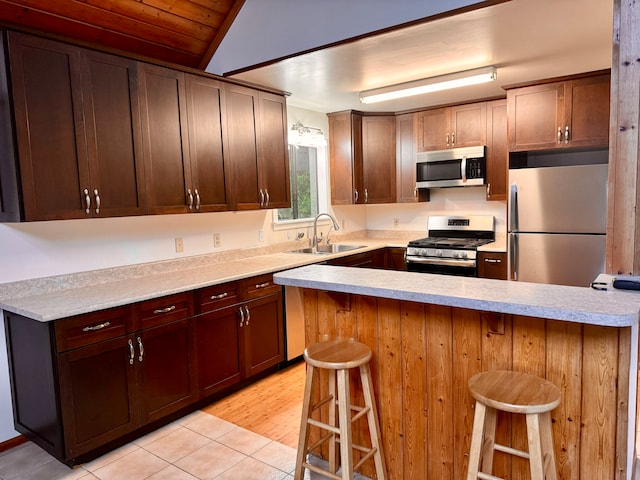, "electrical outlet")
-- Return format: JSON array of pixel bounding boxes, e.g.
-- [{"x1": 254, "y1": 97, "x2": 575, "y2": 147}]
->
[
  {"x1": 258, "y1": 229, "x2": 265, "y2": 242},
  {"x1": 213, "y1": 233, "x2": 221, "y2": 248},
  {"x1": 175, "y1": 237, "x2": 184, "y2": 253},
  {"x1": 393, "y1": 218, "x2": 399, "y2": 228},
  {"x1": 341, "y1": 219, "x2": 346, "y2": 230}
]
